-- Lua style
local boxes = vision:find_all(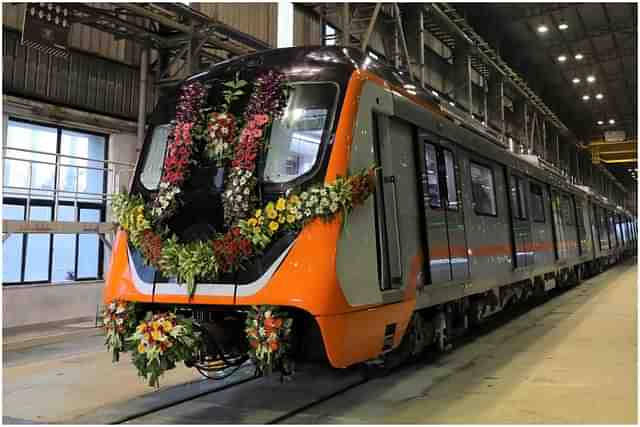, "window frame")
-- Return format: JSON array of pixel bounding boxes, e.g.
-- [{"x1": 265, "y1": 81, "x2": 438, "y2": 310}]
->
[
  {"x1": 3, "y1": 118, "x2": 108, "y2": 286},
  {"x1": 442, "y1": 148, "x2": 459, "y2": 211},
  {"x1": 530, "y1": 182, "x2": 546, "y2": 223},
  {"x1": 510, "y1": 174, "x2": 528, "y2": 220},
  {"x1": 469, "y1": 160, "x2": 498, "y2": 217},
  {"x1": 423, "y1": 142, "x2": 442, "y2": 209}
]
